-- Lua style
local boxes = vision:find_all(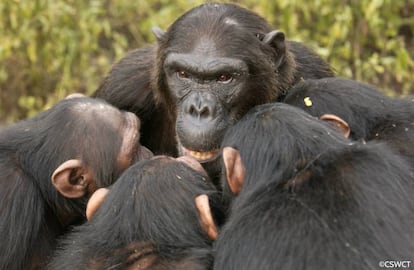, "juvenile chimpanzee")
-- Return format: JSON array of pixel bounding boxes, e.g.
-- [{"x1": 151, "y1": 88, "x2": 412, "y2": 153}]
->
[
  {"x1": 0, "y1": 96, "x2": 152, "y2": 270},
  {"x1": 47, "y1": 156, "x2": 226, "y2": 270},
  {"x1": 93, "y1": 2, "x2": 334, "y2": 180},
  {"x1": 283, "y1": 77, "x2": 414, "y2": 168},
  {"x1": 214, "y1": 103, "x2": 414, "y2": 270}
]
